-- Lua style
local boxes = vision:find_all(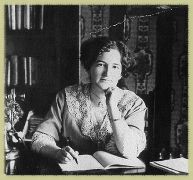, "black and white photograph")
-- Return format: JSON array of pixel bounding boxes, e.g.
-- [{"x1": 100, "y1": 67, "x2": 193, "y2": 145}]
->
[{"x1": 4, "y1": 5, "x2": 188, "y2": 175}]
